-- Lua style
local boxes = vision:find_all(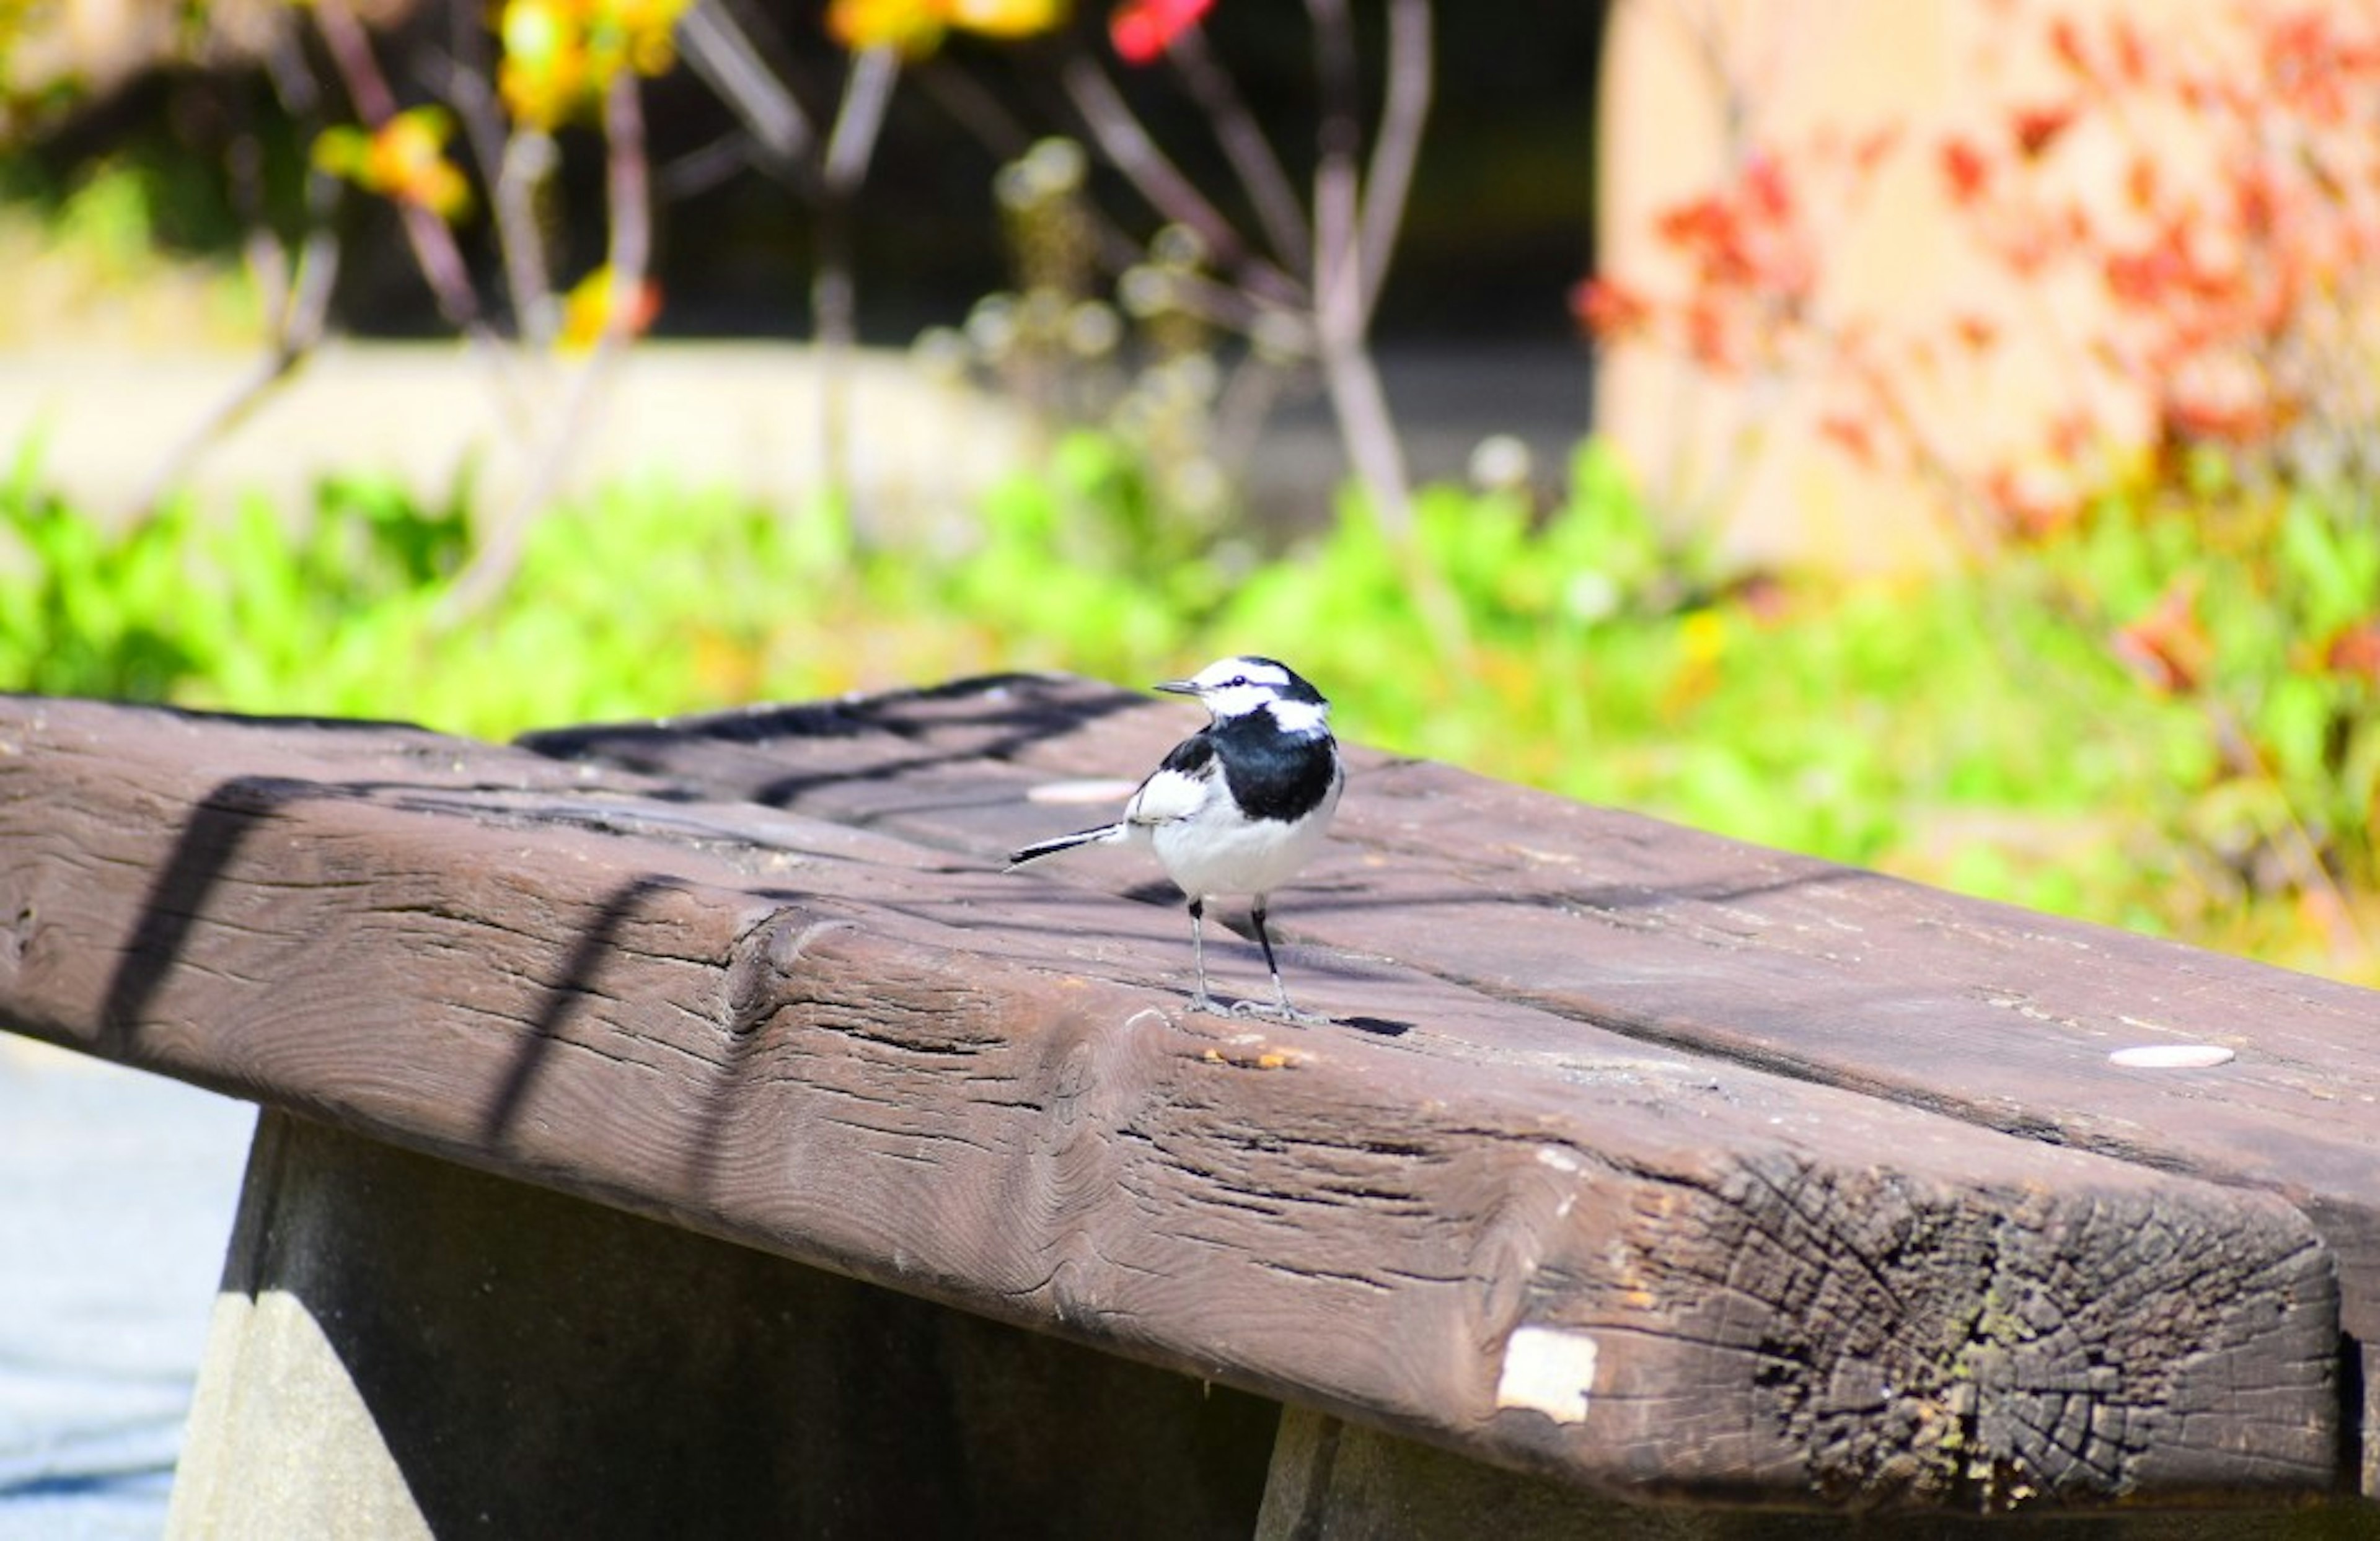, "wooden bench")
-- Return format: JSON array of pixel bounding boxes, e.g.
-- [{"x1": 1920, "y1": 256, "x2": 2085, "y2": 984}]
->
[{"x1": 4, "y1": 677, "x2": 2377, "y2": 1537}]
